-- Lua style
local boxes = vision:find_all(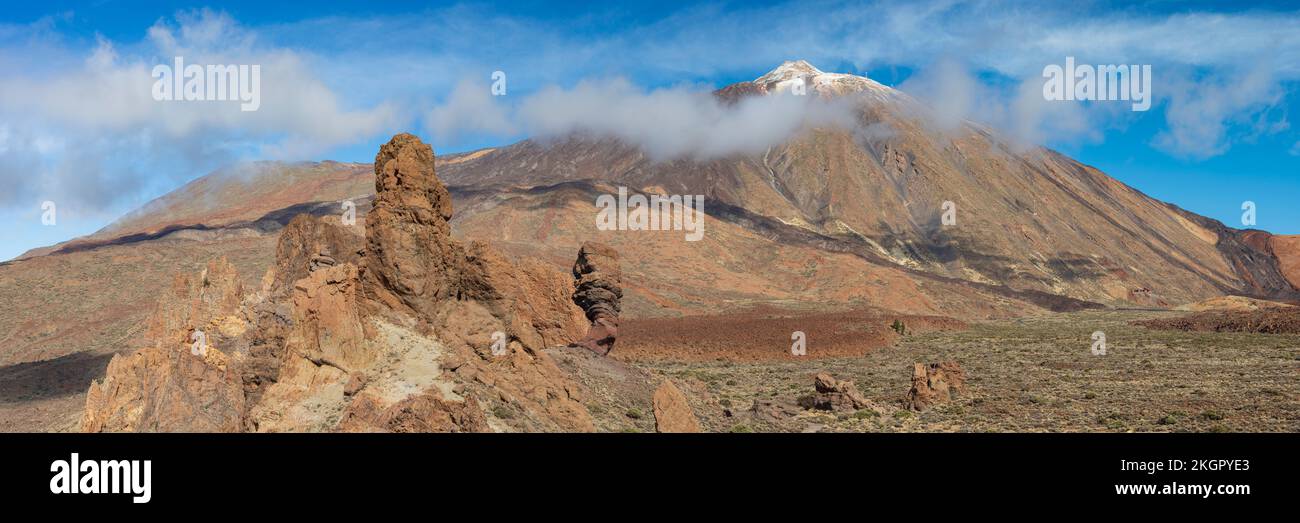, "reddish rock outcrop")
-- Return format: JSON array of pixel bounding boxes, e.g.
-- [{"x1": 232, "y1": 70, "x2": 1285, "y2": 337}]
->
[
  {"x1": 363, "y1": 133, "x2": 468, "y2": 315},
  {"x1": 906, "y1": 361, "x2": 966, "y2": 411},
  {"x1": 809, "y1": 372, "x2": 877, "y2": 412},
  {"x1": 263, "y1": 214, "x2": 364, "y2": 299},
  {"x1": 337, "y1": 392, "x2": 490, "y2": 433},
  {"x1": 83, "y1": 258, "x2": 248, "y2": 432},
  {"x1": 652, "y1": 380, "x2": 700, "y2": 433},
  {"x1": 1271, "y1": 235, "x2": 1300, "y2": 292},
  {"x1": 460, "y1": 241, "x2": 587, "y2": 351},
  {"x1": 145, "y1": 257, "x2": 246, "y2": 348},
  {"x1": 571, "y1": 242, "x2": 623, "y2": 355},
  {"x1": 238, "y1": 216, "x2": 363, "y2": 407},
  {"x1": 82, "y1": 345, "x2": 244, "y2": 432}
]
